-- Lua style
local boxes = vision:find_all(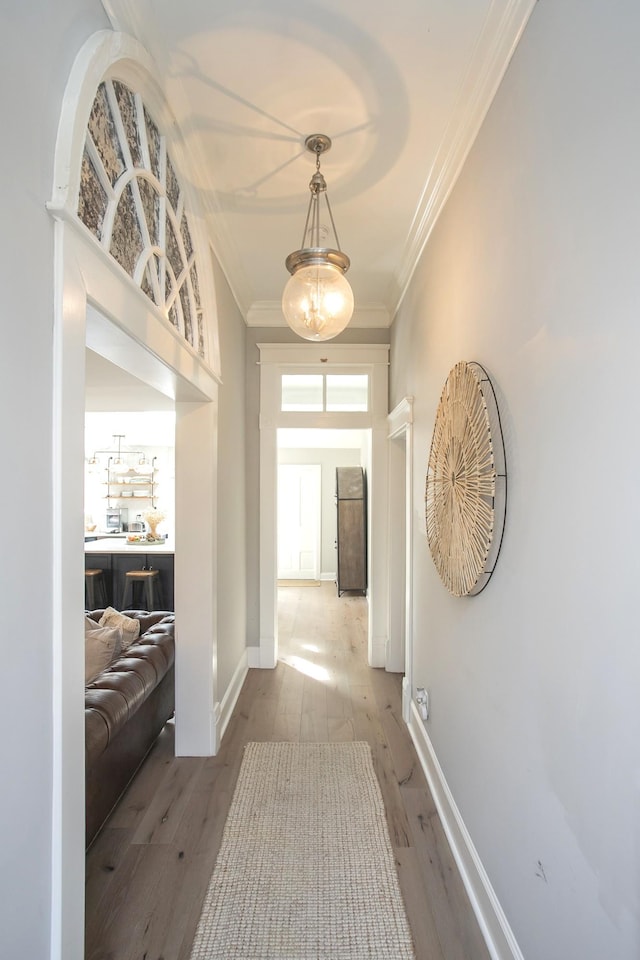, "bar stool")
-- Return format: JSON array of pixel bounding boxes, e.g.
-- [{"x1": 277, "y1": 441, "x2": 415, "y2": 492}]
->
[
  {"x1": 85, "y1": 569, "x2": 107, "y2": 610},
  {"x1": 122, "y1": 568, "x2": 164, "y2": 611}
]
